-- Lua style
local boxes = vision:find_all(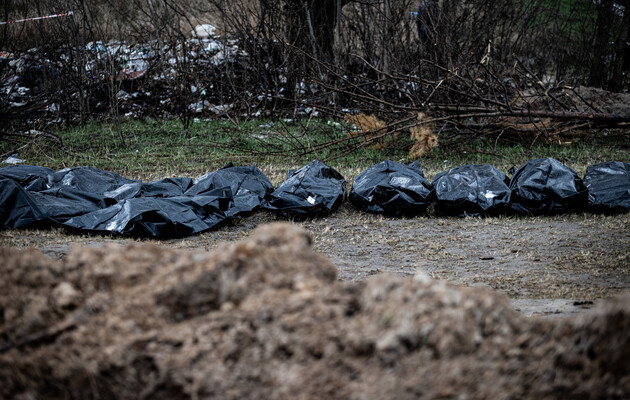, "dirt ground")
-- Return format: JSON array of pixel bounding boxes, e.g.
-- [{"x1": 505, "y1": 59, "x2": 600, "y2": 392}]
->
[
  {"x1": 1, "y1": 221, "x2": 630, "y2": 399},
  {"x1": 2, "y1": 205, "x2": 629, "y2": 317}
]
